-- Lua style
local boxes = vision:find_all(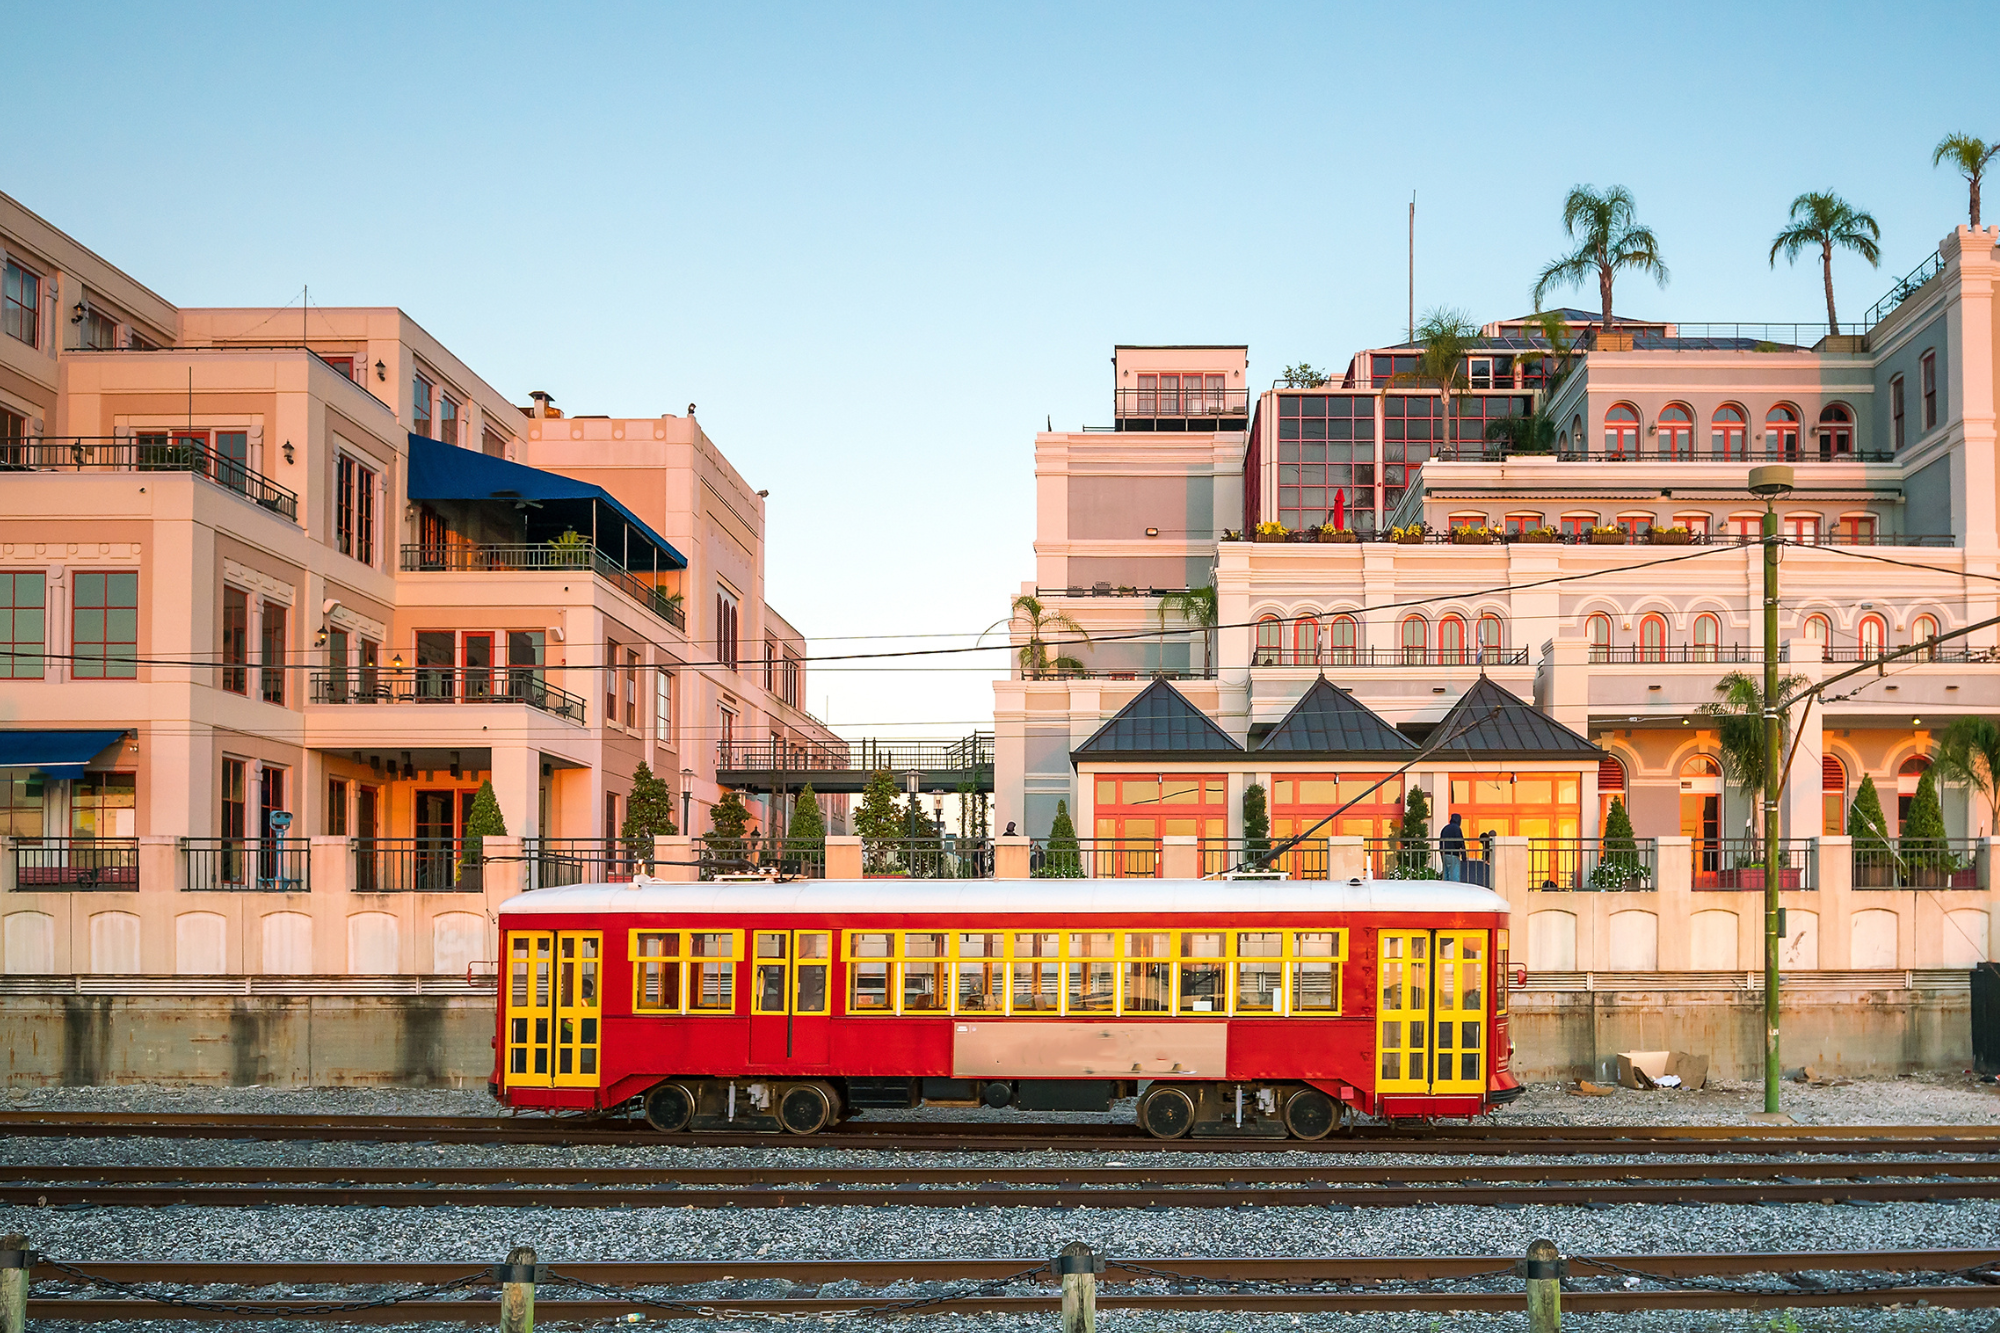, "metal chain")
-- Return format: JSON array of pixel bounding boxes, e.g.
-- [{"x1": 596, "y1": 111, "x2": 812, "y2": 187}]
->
[
  {"x1": 1106, "y1": 1258, "x2": 1518, "y2": 1293},
  {"x1": 38, "y1": 1257, "x2": 493, "y2": 1316},
  {"x1": 542, "y1": 1262, "x2": 1051, "y2": 1323},
  {"x1": 1576, "y1": 1254, "x2": 2000, "y2": 1300}
]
